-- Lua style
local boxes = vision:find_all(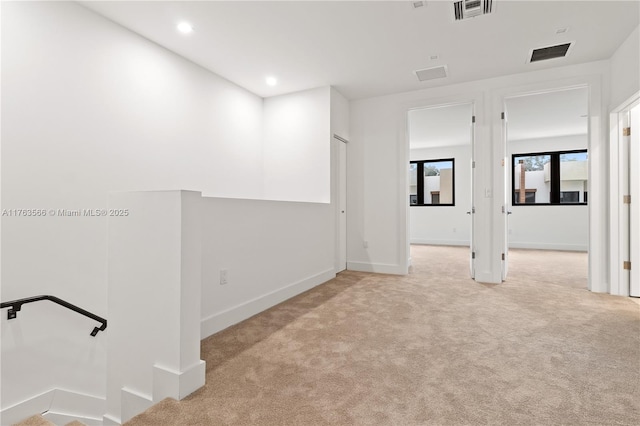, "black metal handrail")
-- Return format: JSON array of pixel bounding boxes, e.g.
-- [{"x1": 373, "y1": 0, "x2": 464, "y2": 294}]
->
[{"x1": 0, "y1": 295, "x2": 107, "y2": 336}]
